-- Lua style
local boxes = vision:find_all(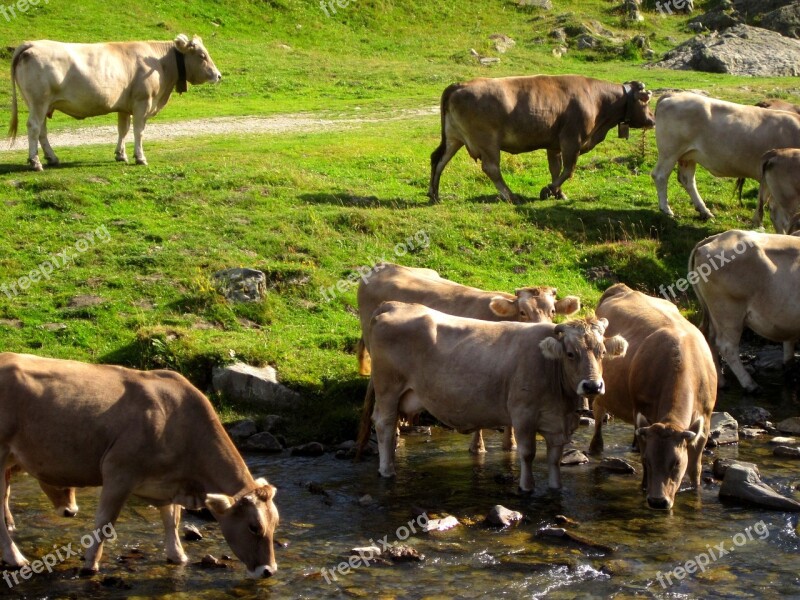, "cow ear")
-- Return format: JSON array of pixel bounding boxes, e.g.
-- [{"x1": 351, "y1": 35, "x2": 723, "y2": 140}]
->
[
  {"x1": 681, "y1": 416, "x2": 704, "y2": 442},
  {"x1": 555, "y1": 296, "x2": 580, "y2": 316},
  {"x1": 604, "y1": 335, "x2": 628, "y2": 358},
  {"x1": 539, "y1": 337, "x2": 564, "y2": 360},
  {"x1": 489, "y1": 296, "x2": 517, "y2": 317},
  {"x1": 635, "y1": 412, "x2": 650, "y2": 437},
  {"x1": 174, "y1": 34, "x2": 190, "y2": 52},
  {"x1": 638, "y1": 91, "x2": 653, "y2": 103},
  {"x1": 205, "y1": 493, "x2": 235, "y2": 515}
]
